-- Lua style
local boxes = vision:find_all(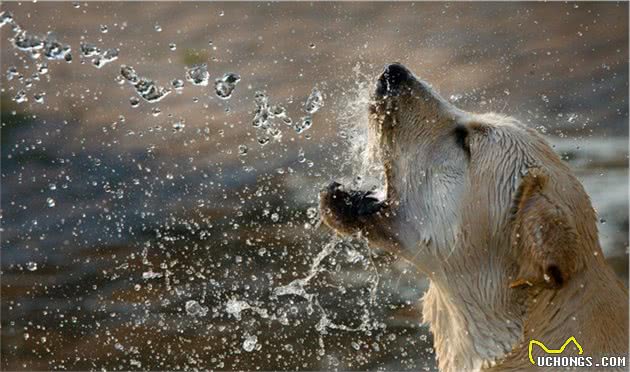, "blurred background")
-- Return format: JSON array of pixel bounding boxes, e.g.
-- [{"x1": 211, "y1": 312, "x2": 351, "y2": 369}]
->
[{"x1": 1, "y1": 2, "x2": 627, "y2": 371}]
